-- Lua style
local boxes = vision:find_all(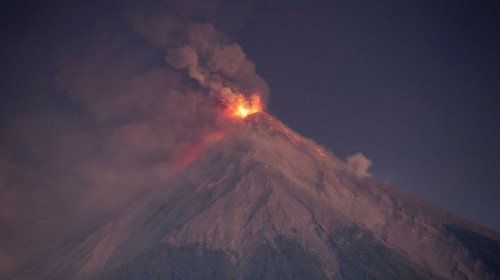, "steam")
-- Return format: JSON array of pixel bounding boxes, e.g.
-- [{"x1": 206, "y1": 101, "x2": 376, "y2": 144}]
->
[
  {"x1": 0, "y1": 1, "x2": 267, "y2": 277},
  {"x1": 345, "y1": 152, "x2": 372, "y2": 177}
]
